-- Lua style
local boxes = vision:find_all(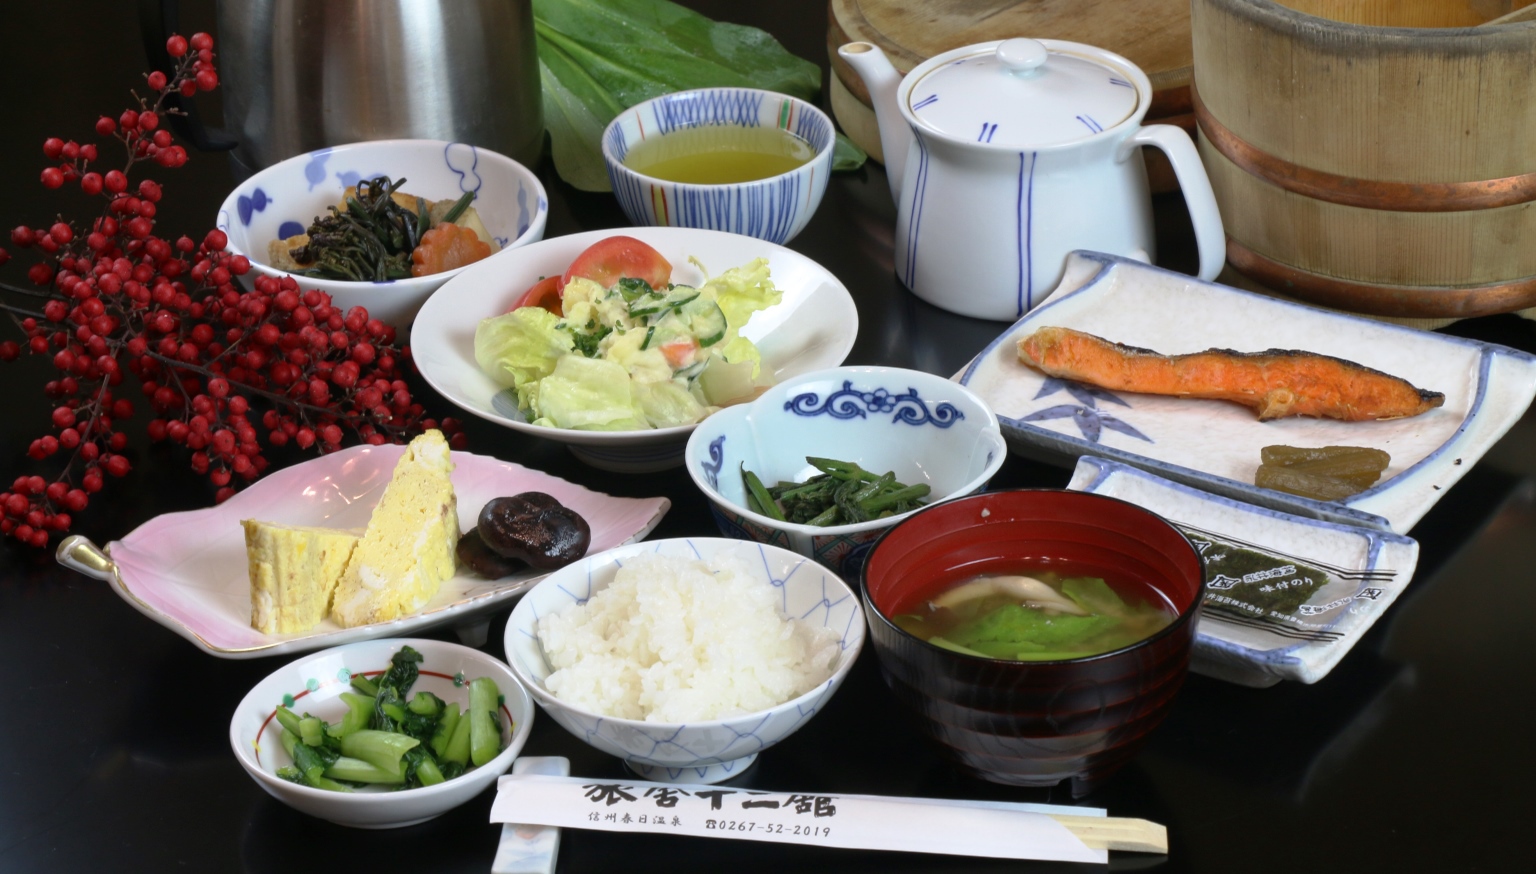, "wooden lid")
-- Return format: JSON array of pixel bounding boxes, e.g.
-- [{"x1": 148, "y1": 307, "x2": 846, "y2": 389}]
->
[{"x1": 828, "y1": 0, "x2": 1194, "y2": 119}]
